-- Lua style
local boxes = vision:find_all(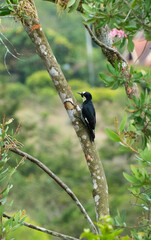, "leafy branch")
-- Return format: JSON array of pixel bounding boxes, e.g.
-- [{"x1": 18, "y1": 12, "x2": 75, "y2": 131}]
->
[
  {"x1": 80, "y1": 215, "x2": 129, "y2": 240},
  {"x1": 114, "y1": 116, "x2": 139, "y2": 154},
  {"x1": 0, "y1": 118, "x2": 25, "y2": 239},
  {"x1": 84, "y1": 24, "x2": 127, "y2": 64},
  {"x1": 3, "y1": 213, "x2": 79, "y2": 240},
  {"x1": 106, "y1": 113, "x2": 139, "y2": 154}
]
